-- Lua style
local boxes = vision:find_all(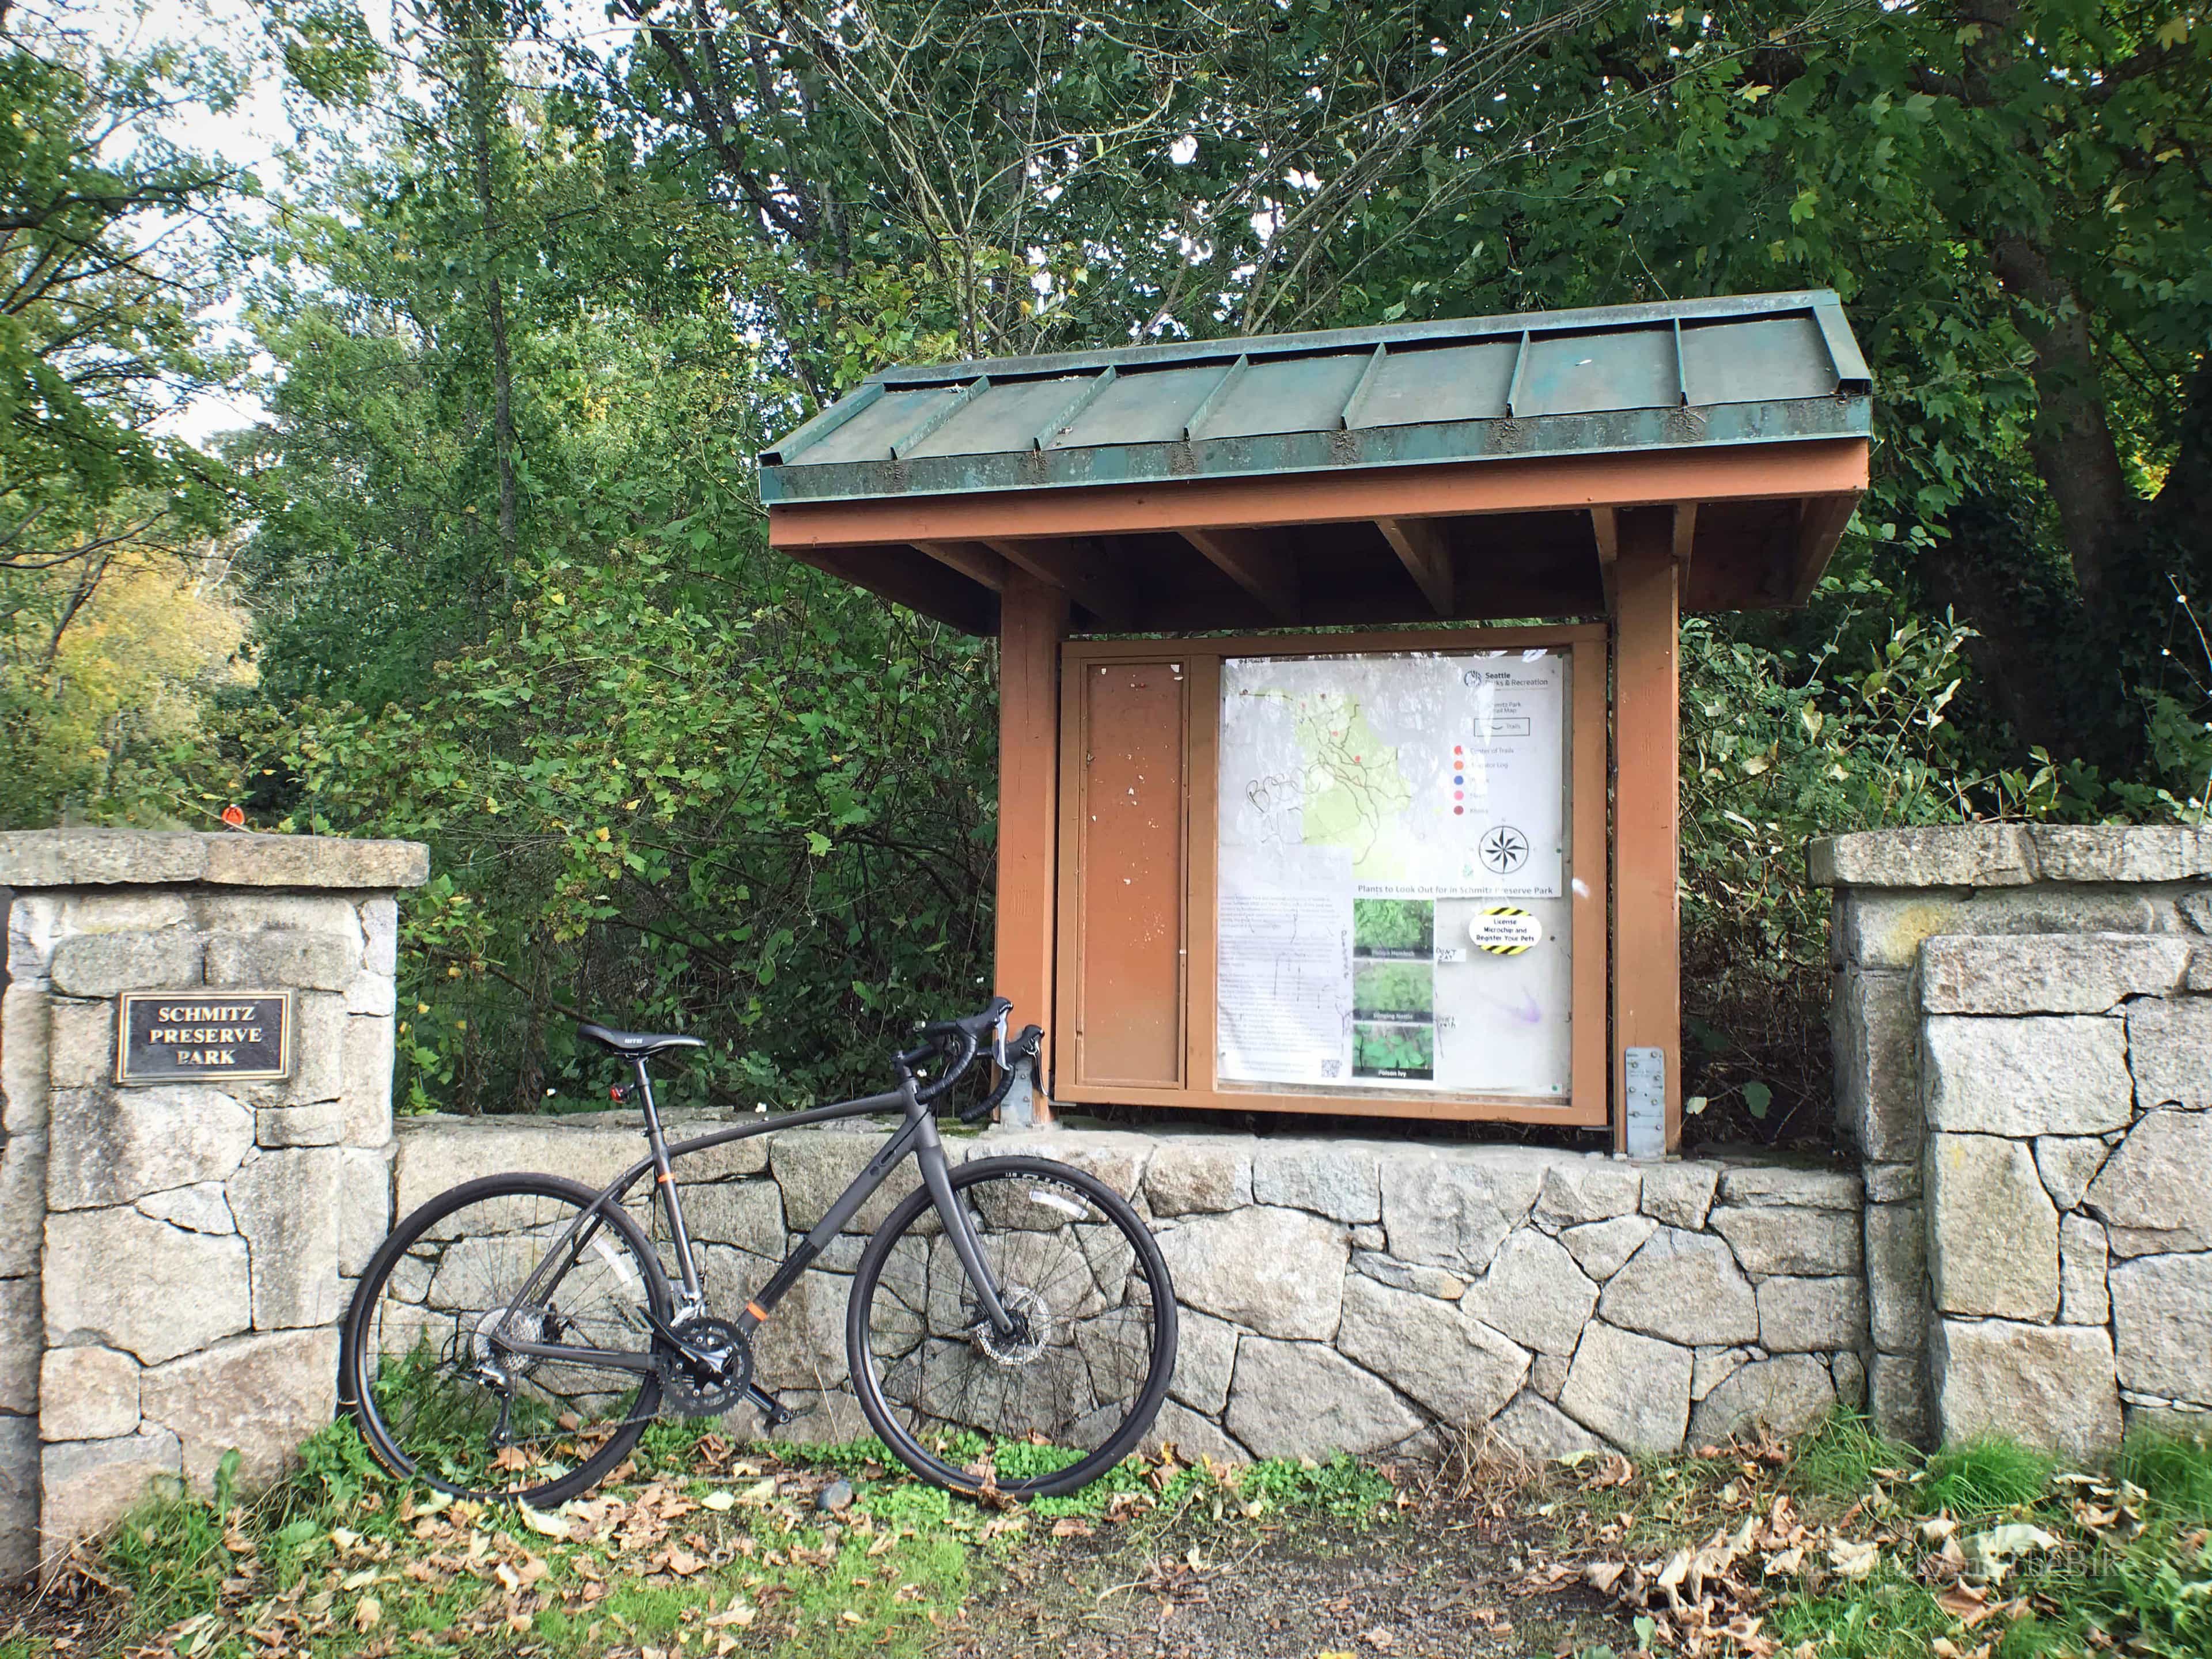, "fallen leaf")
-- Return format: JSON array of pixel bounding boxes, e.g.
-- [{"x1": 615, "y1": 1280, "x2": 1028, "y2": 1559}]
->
[
  {"x1": 1828, "y1": 1539, "x2": 1879, "y2": 1580},
  {"x1": 517, "y1": 1501, "x2": 570, "y2": 1539},
  {"x1": 1965, "y1": 1524, "x2": 2060, "y2": 1582},
  {"x1": 699, "y1": 1491, "x2": 737, "y2": 1512},
  {"x1": 352, "y1": 1595, "x2": 382, "y2": 1633}
]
